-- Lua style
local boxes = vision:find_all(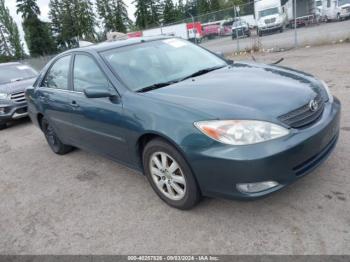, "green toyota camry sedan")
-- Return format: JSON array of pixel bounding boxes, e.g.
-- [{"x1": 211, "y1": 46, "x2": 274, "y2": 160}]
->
[{"x1": 26, "y1": 37, "x2": 340, "y2": 209}]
